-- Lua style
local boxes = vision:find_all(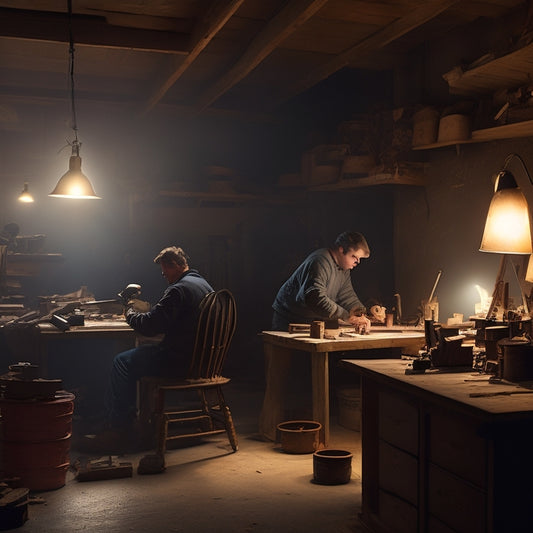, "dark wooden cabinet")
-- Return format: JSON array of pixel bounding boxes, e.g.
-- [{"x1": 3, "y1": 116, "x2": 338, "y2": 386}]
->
[{"x1": 342, "y1": 359, "x2": 533, "y2": 533}]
